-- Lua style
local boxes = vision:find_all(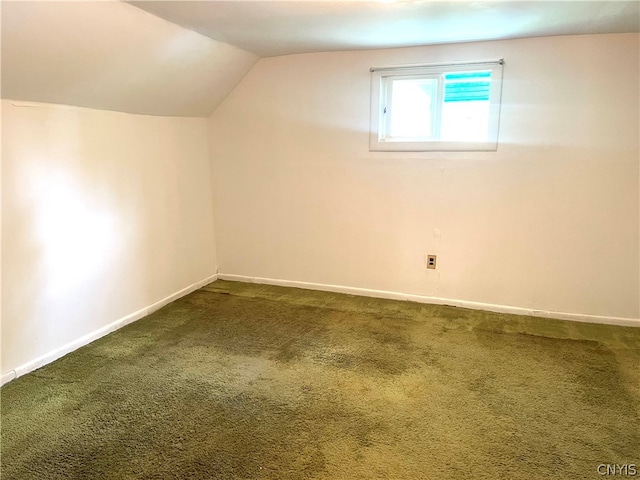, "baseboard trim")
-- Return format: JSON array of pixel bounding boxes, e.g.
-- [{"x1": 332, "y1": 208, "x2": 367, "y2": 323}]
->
[
  {"x1": 217, "y1": 273, "x2": 639, "y2": 328},
  {"x1": 4, "y1": 271, "x2": 635, "y2": 387},
  {"x1": 1, "y1": 371, "x2": 17, "y2": 385},
  {"x1": 1, "y1": 274, "x2": 218, "y2": 387}
]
